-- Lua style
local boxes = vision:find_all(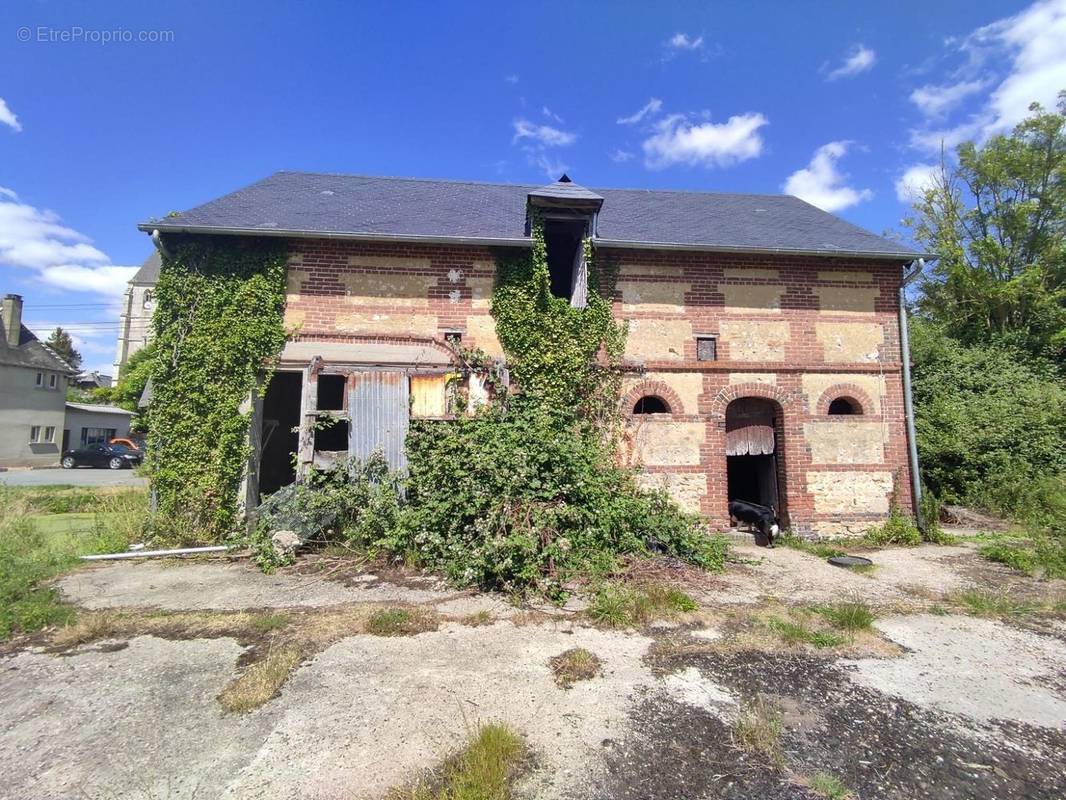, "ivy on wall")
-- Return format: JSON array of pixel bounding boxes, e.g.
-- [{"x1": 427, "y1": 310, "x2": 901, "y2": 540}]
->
[
  {"x1": 148, "y1": 236, "x2": 287, "y2": 542},
  {"x1": 491, "y1": 216, "x2": 626, "y2": 428}
]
